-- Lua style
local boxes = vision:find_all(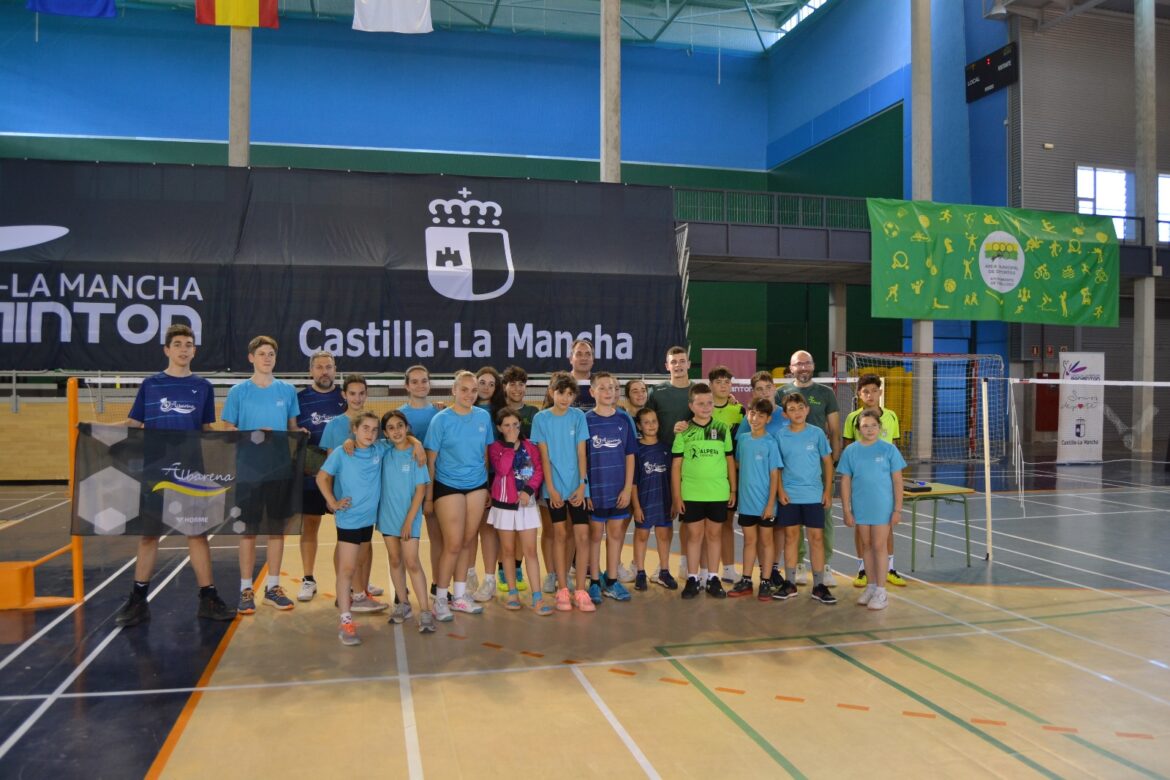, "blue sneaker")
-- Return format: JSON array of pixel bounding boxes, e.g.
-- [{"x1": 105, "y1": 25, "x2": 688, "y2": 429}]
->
[
  {"x1": 515, "y1": 566, "x2": 527, "y2": 591},
  {"x1": 634, "y1": 571, "x2": 648, "y2": 591},
  {"x1": 587, "y1": 582, "x2": 603, "y2": 604},
  {"x1": 603, "y1": 579, "x2": 632, "y2": 602}
]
